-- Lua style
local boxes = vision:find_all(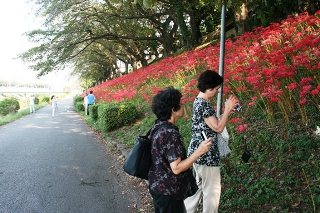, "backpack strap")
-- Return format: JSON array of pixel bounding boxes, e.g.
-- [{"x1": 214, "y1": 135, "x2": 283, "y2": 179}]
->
[{"x1": 146, "y1": 121, "x2": 166, "y2": 139}]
